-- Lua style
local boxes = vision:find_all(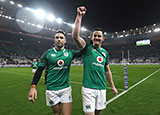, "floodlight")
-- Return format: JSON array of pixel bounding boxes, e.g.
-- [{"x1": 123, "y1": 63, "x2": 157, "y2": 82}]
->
[
  {"x1": 17, "y1": 4, "x2": 22, "y2": 8},
  {"x1": 81, "y1": 27, "x2": 87, "y2": 31},
  {"x1": 56, "y1": 18, "x2": 62, "y2": 24},
  {"x1": 36, "y1": 25, "x2": 43, "y2": 28},
  {"x1": 34, "y1": 9, "x2": 46, "y2": 20},
  {"x1": 10, "y1": 1, "x2": 14, "y2": 4},
  {"x1": 46, "y1": 14, "x2": 55, "y2": 22},
  {"x1": 25, "y1": 7, "x2": 32, "y2": 11},
  {"x1": 153, "y1": 28, "x2": 160, "y2": 32},
  {"x1": 67, "y1": 23, "x2": 75, "y2": 28}
]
